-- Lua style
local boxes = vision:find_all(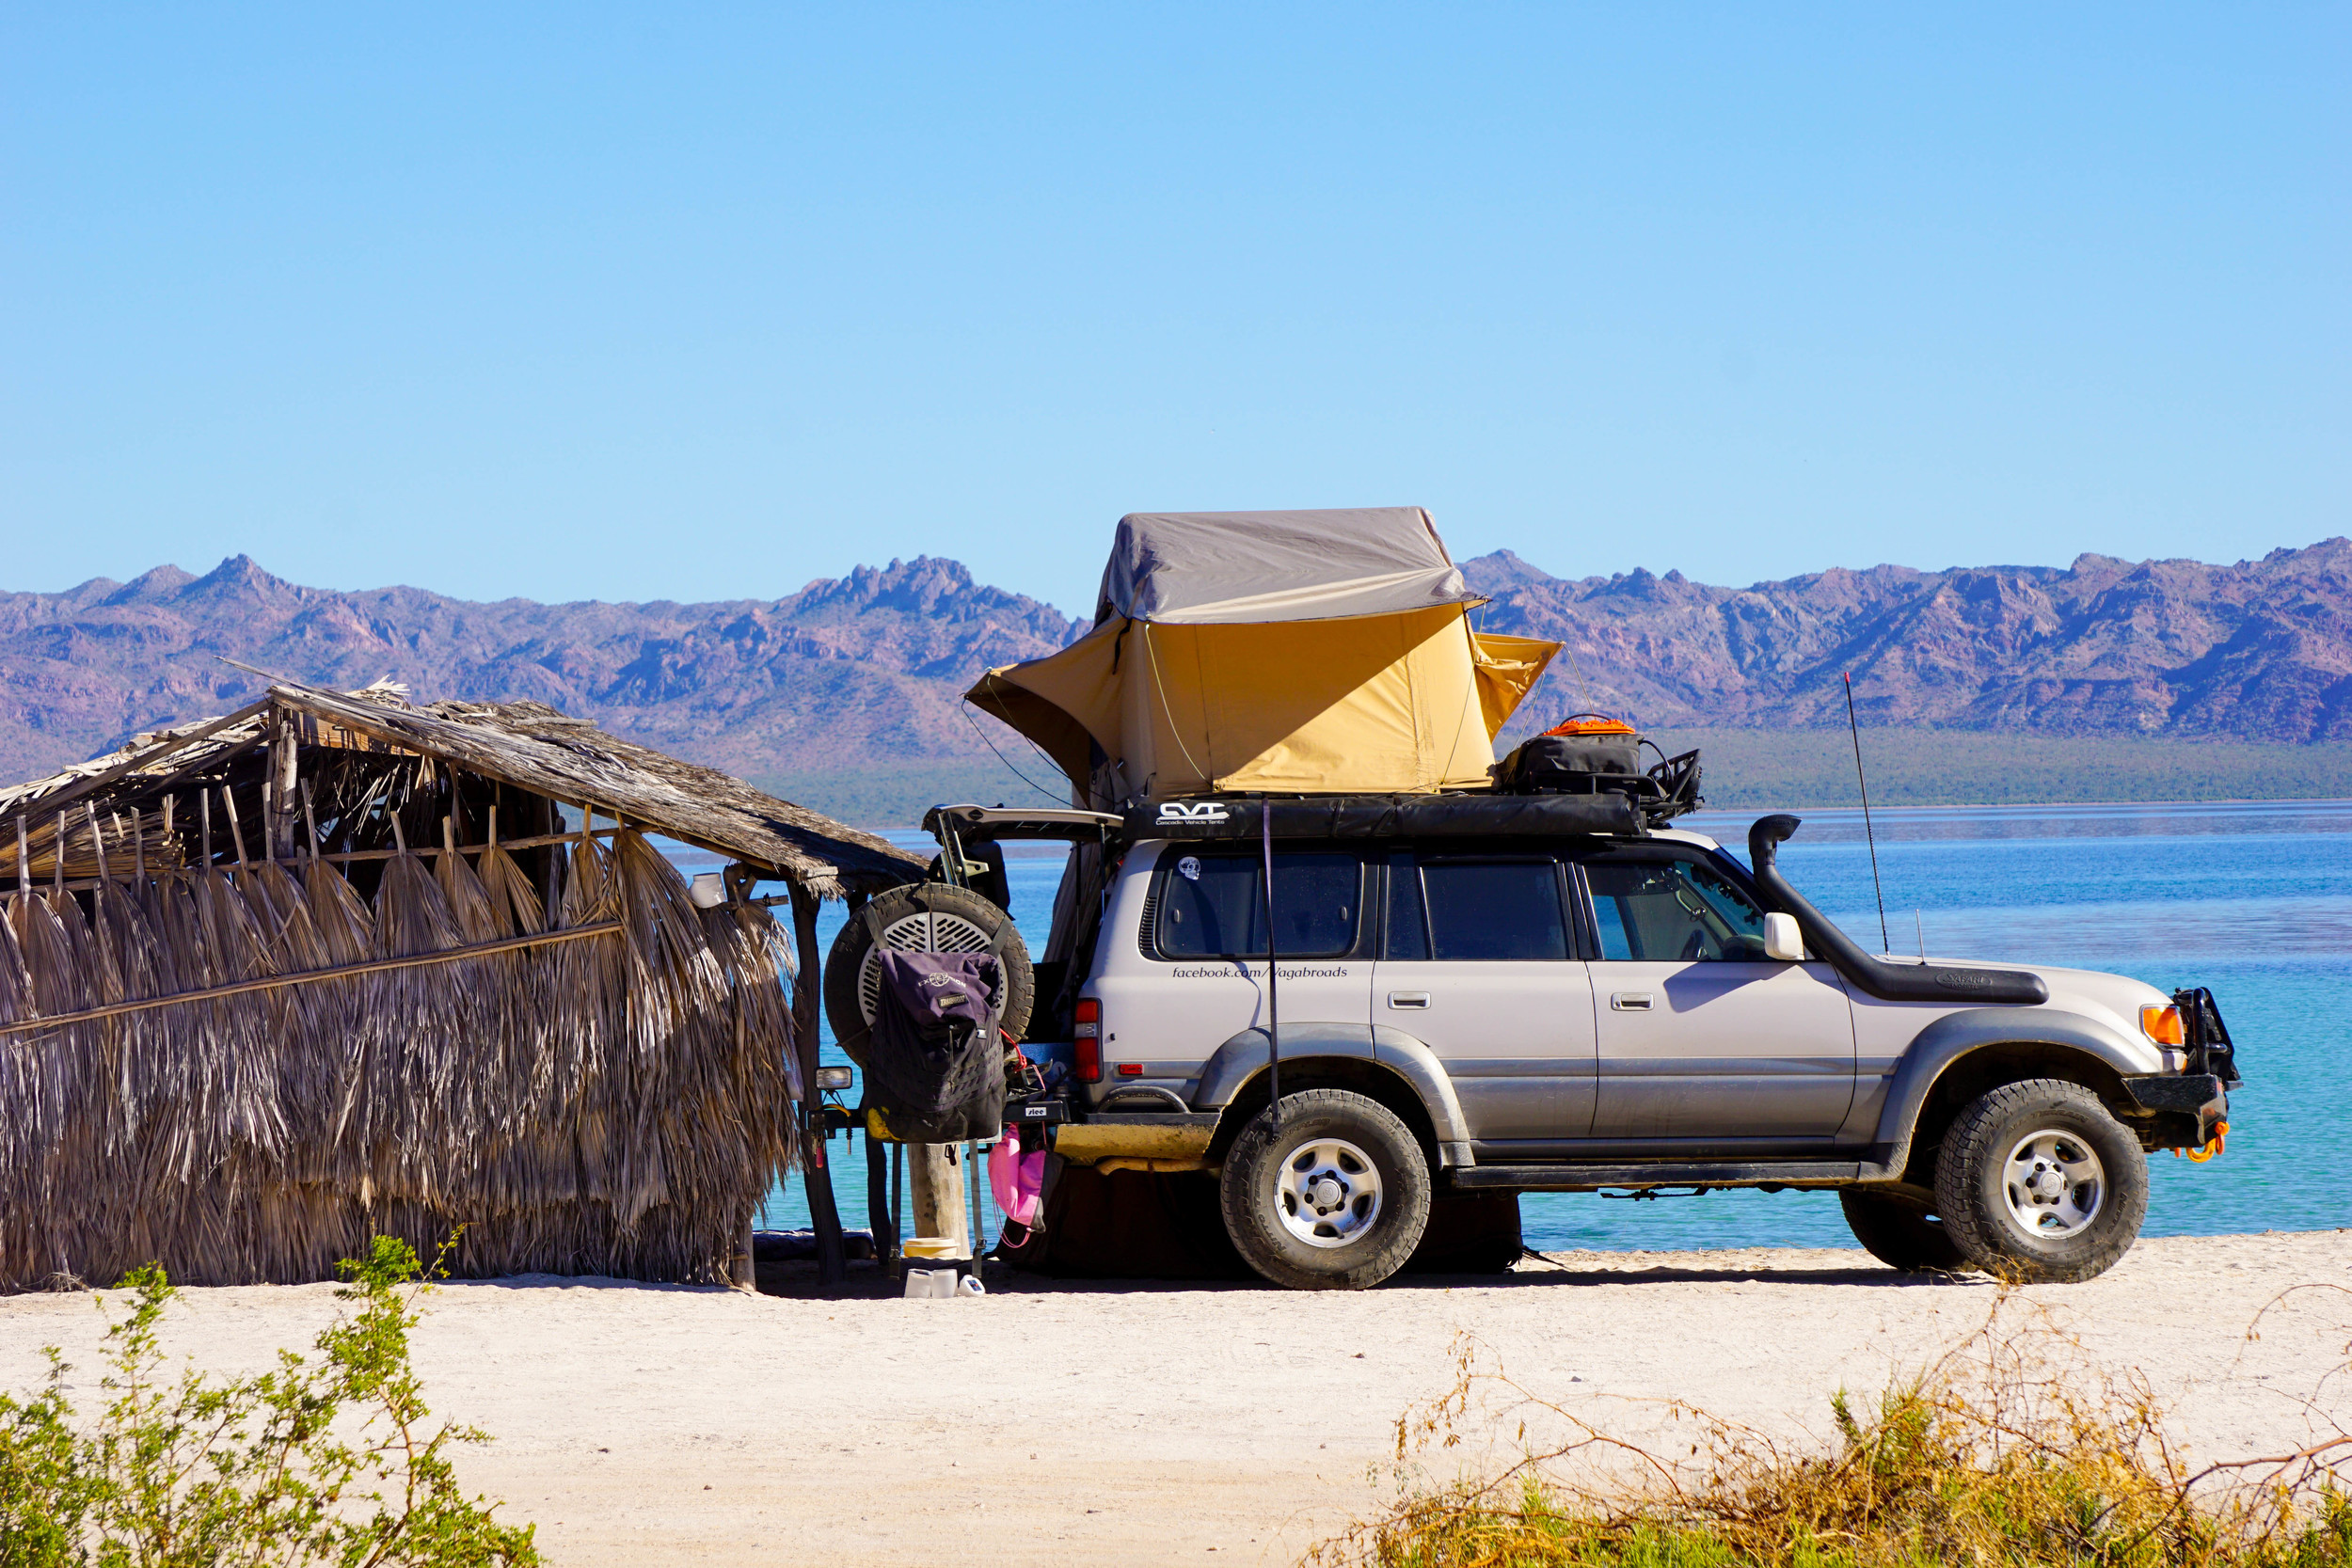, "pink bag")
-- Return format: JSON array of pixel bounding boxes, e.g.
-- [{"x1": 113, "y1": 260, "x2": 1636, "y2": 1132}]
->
[{"x1": 989, "y1": 1124, "x2": 1048, "y2": 1227}]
